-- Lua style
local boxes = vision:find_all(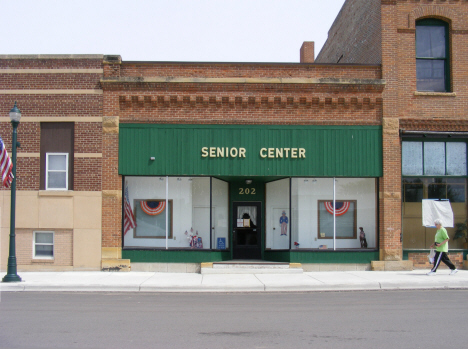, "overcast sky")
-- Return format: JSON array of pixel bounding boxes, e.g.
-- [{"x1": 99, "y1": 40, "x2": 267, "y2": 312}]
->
[{"x1": 1, "y1": 0, "x2": 346, "y2": 63}]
